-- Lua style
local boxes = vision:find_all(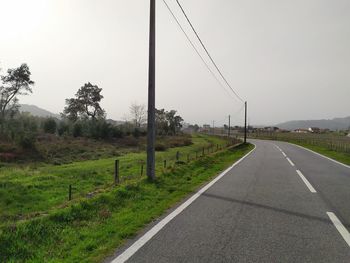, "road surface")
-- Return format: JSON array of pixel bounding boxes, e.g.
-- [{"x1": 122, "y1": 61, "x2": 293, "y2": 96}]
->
[{"x1": 111, "y1": 139, "x2": 350, "y2": 263}]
